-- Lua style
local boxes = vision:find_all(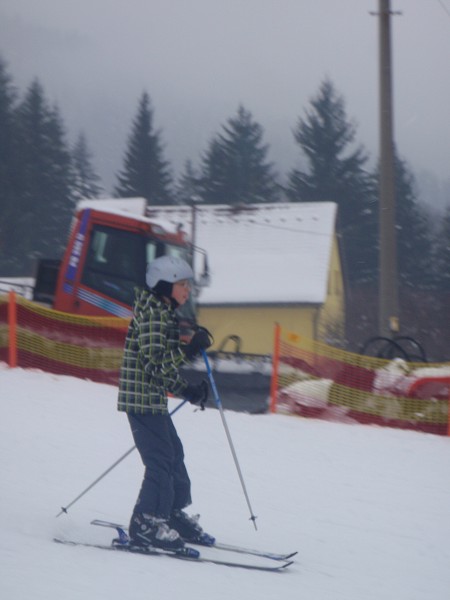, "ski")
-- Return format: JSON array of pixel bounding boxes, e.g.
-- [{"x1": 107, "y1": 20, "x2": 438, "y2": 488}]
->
[
  {"x1": 91, "y1": 518, "x2": 297, "y2": 562},
  {"x1": 191, "y1": 540, "x2": 298, "y2": 562},
  {"x1": 53, "y1": 537, "x2": 293, "y2": 572}
]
